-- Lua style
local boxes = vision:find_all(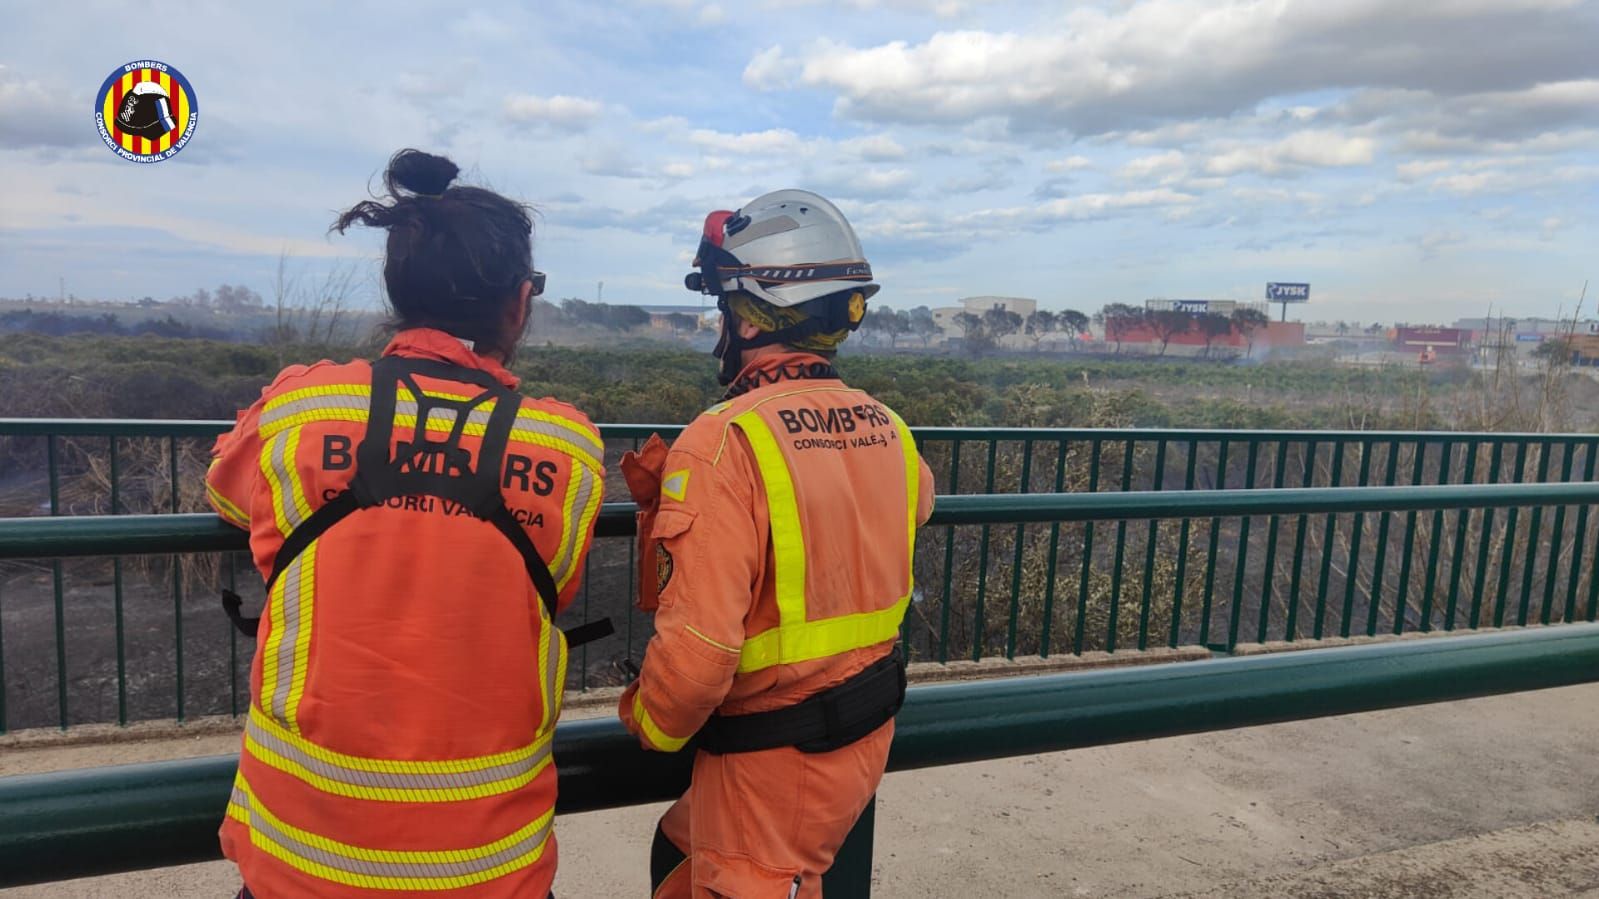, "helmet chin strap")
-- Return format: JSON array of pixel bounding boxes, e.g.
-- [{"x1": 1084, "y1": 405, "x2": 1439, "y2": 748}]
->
[
  {"x1": 713, "y1": 308, "x2": 742, "y2": 386},
  {"x1": 713, "y1": 297, "x2": 800, "y2": 386}
]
